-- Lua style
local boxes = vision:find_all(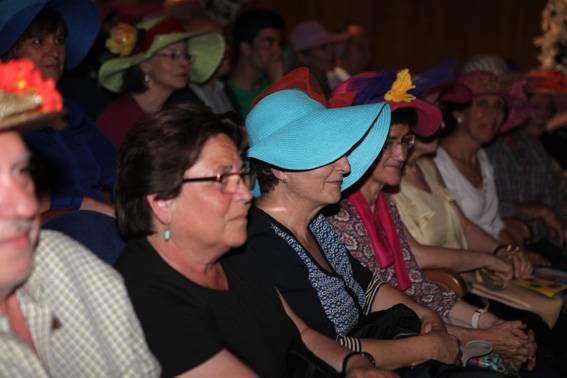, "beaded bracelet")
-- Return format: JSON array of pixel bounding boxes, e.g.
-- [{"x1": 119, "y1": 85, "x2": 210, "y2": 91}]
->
[{"x1": 341, "y1": 351, "x2": 376, "y2": 376}]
